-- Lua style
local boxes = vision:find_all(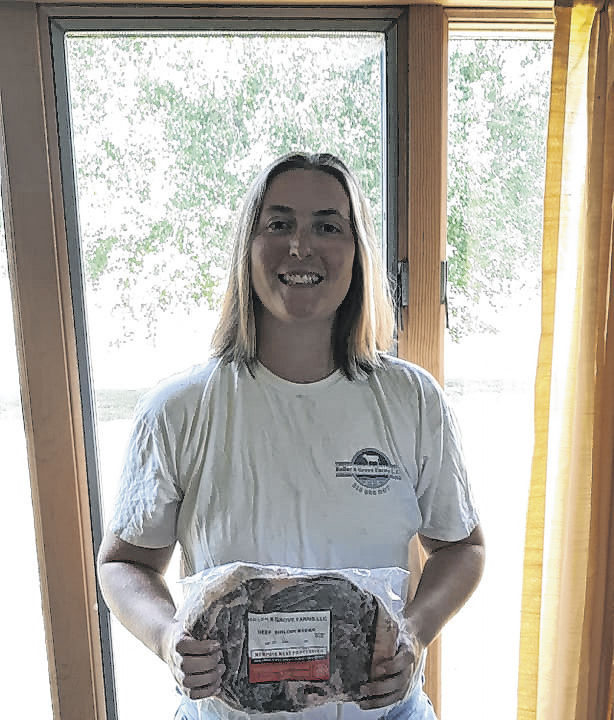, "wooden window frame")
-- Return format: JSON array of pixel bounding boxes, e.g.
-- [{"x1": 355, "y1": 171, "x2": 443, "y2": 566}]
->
[
  {"x1": 406, "y1": 9, "x2": 554, "y2": 712},
  {"x1": 49, "y1": 12, "x2": 406, "y2": 719},
  {"x1": 0, "y1": 3, "x2": 553, "y2": 720}
]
